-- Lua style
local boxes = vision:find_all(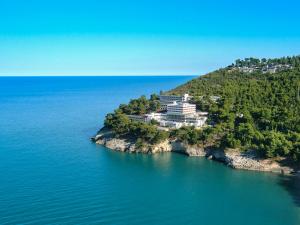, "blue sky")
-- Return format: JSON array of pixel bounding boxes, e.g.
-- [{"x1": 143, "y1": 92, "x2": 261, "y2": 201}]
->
[{"x1": 0, "y1": 0, "x2": 300, "y2": 75}]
